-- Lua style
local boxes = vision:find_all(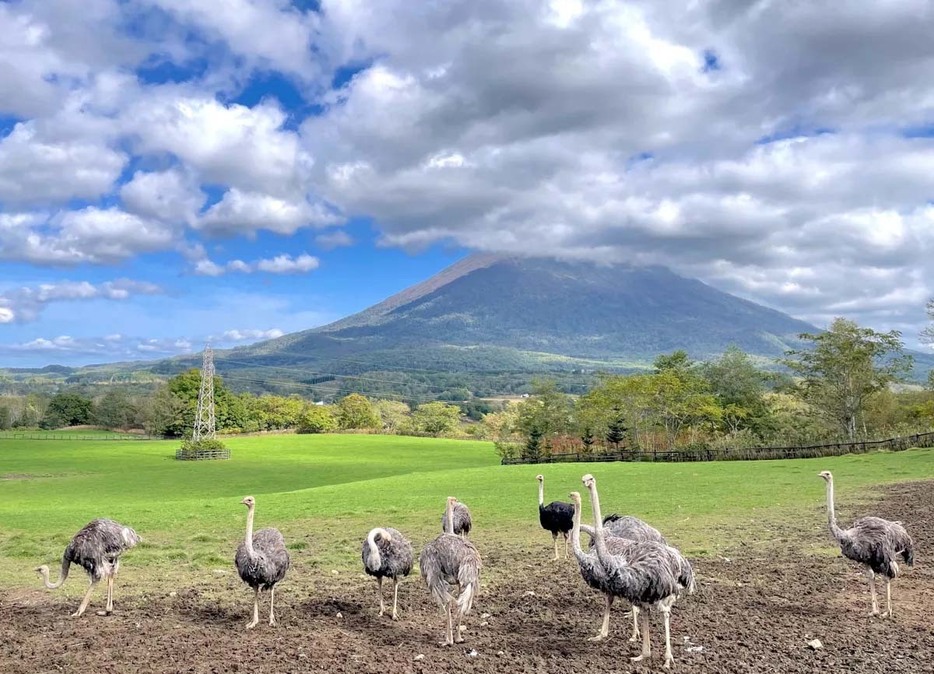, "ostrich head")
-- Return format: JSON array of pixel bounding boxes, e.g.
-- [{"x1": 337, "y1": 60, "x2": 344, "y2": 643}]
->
[
  {"x1": 241, "y1": 496, "x2": 256, "y2": 508},
  {"x1": 581, "y1": 473, "x2": 595, "y2": 489},
  {"x1": 34, "y1": 564, "x2": 49, "y2": 575},
  {"x1": 818, "y1": 471, "x2": 833, "y2": 482},
  {"x1": 535, "y1": 474, "x2": 544, "y2": 482},
  {"x1": 446, "y1": 496, "x2": 458, "y2": 506},
  {"x1": 568, "y1": 491, "x2": 582, "y2": 507}
]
